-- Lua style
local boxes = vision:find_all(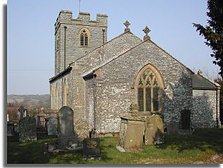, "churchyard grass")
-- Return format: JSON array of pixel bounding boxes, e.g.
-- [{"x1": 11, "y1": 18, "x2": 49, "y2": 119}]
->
[{"x1": 7, "y1": 128, "x2": 223, "y2": 164}]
